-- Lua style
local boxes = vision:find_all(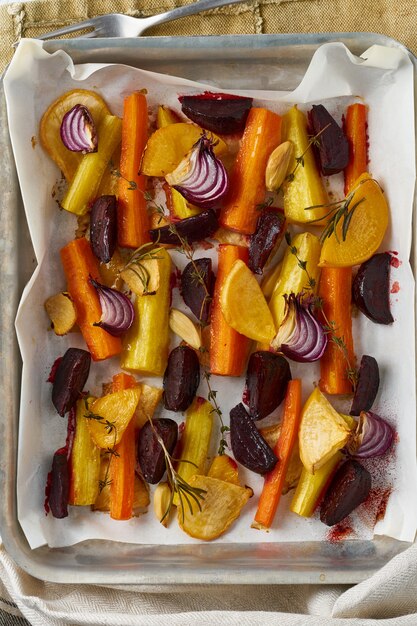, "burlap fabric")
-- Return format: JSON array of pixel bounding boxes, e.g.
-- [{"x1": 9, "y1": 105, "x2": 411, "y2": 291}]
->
[
  {"x1": 1, "y1": 0, "x2": 417, "y2": 73},
  {"x1": 2, "y1": 1, "x2": 417, "y2": 624}
]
